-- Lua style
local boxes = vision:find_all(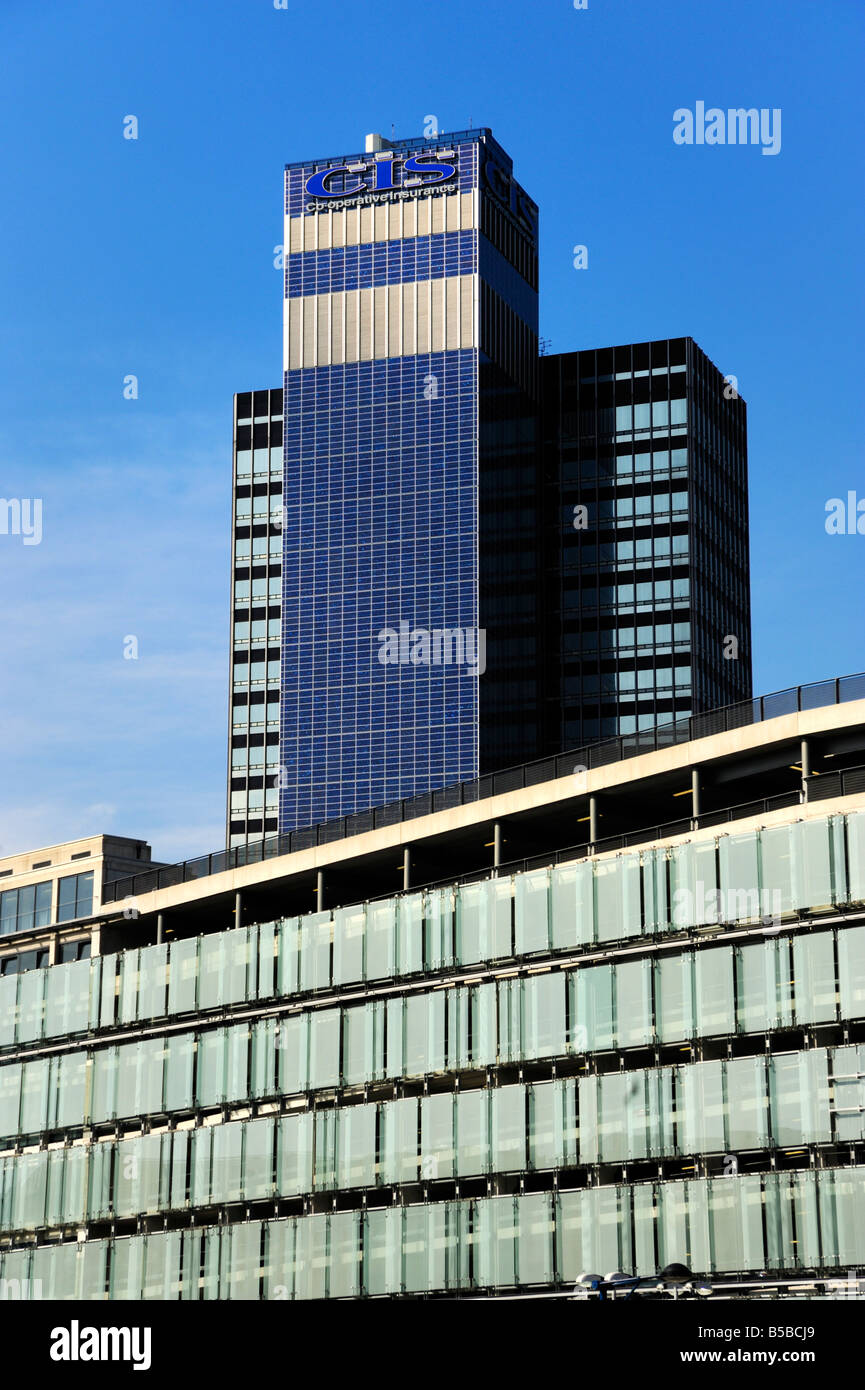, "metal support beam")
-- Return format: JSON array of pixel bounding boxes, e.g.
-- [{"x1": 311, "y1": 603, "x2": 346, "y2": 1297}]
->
[
  {"x1": 589, "y1": 796, "x2": 598, "y2": 847},
  {"x1": 234, "y1": 892, "x2": 242, "y2": 931},
  {"x1": 691, "y1": 768, "x2": 701, "y2": 823},
  {"x1": 156, "y1": 914, "x2": 164, "y2": 946},
  {"x1": 315, "y1": 870, "x2": 324, "y2": 913},
  {"x1": 801, "y1": 738, "x2": 811, "y2": 802},
  {"x1": 402, "y1": 847, "x2": 411, "y2": 892},
  {"x1": 493, "y1": 822, "x2": 502, "y2": 871}
]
